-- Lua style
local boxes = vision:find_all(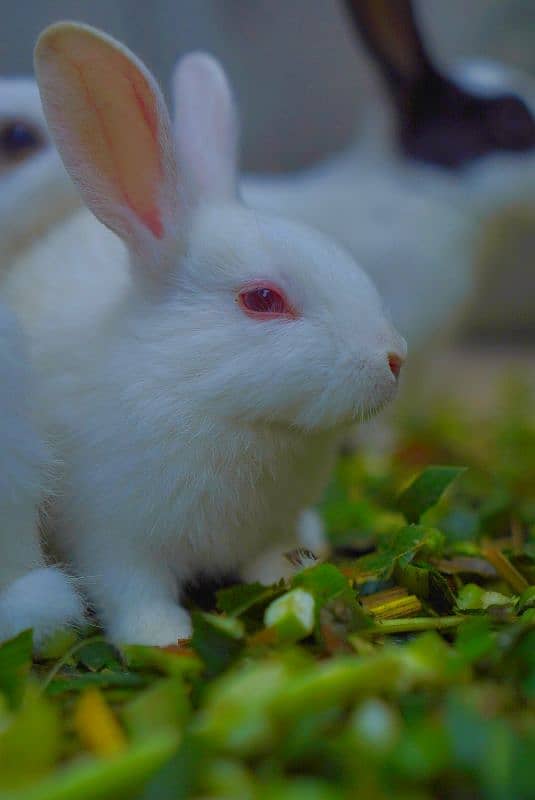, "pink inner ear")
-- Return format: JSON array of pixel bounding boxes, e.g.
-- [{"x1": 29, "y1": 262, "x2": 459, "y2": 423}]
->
[
  {"x1": 125, "y1": 69, "x2": 164, "y2": 239},
  {"x1": 137, "y1": 206, "x2": 164, "y2": 240},
  {"x1": 42, "y1": 31, "x2": 166, "y2": 241}
]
